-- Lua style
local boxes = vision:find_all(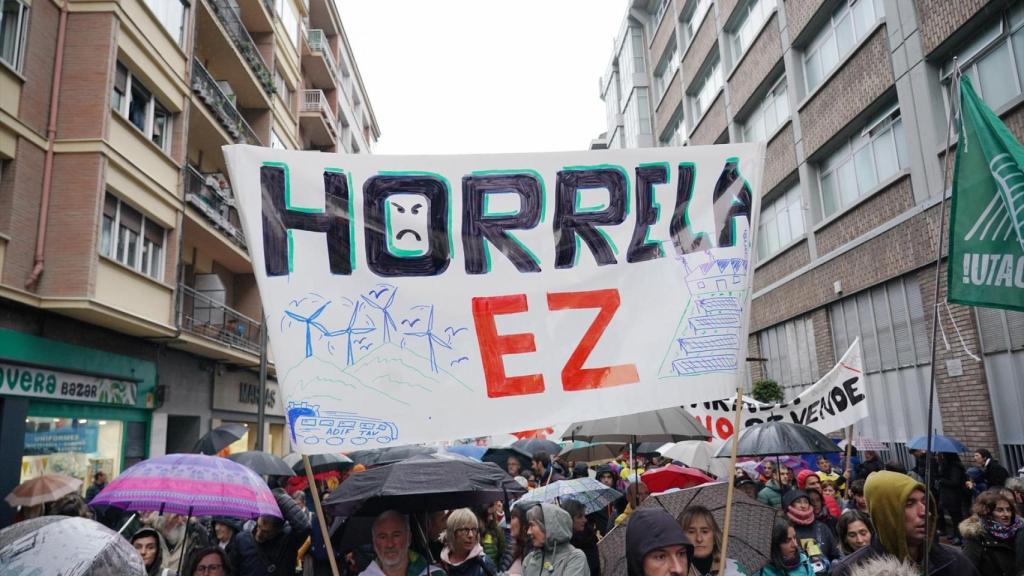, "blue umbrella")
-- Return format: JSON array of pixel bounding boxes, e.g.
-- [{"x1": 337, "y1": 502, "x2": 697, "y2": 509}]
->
[
  {"x1": 906, "y1": 434, "x2": 967, "y2": 454},
  {"x1": 444, "y1": 445, "x2": 487, "y2": 460}
]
